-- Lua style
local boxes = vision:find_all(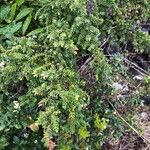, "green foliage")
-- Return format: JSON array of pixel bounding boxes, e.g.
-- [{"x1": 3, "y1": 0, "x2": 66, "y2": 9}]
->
[
  {"x1": 78, "y1": 127, "x2": 90, "y2": 139},
  {"x1": 0, "y1": 1, "x2": 32, "y2": 37},
  {"x1": 94, "y1": 114, "x2": 108, "y2": 131},
  {"x1": 0, "y1": 0, "x2": 150, "y2": 149},
  {"x1": 133, "y1": 29, "x2": 150, "y2": 53},
  {"x1": 140, "y1": 75, "x2": 150, "y2": 95}
]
